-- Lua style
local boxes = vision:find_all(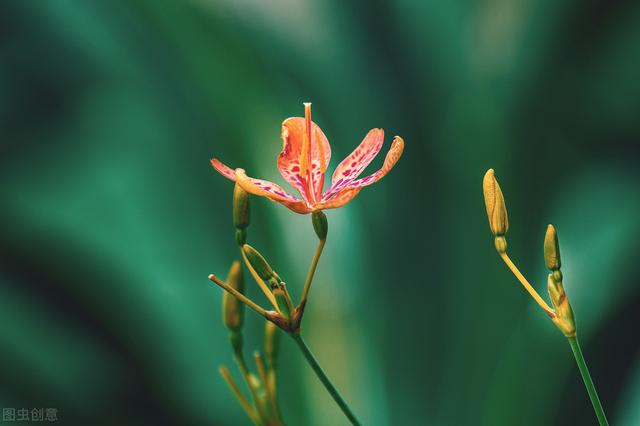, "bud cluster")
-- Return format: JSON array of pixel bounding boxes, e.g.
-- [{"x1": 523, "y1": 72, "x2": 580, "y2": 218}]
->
[
  {"x1": 215, "y1": 183, "x2": 285, "y2": 425},
  {"x1": 213, "y1": 174, "x2": 335, "y2": 424},
  {"x1": 483, "y1": 169, "x2": 577, "y2": 337},
  {"x1": 544, "y1": 225, "x2": 576, "y2": 337}
]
